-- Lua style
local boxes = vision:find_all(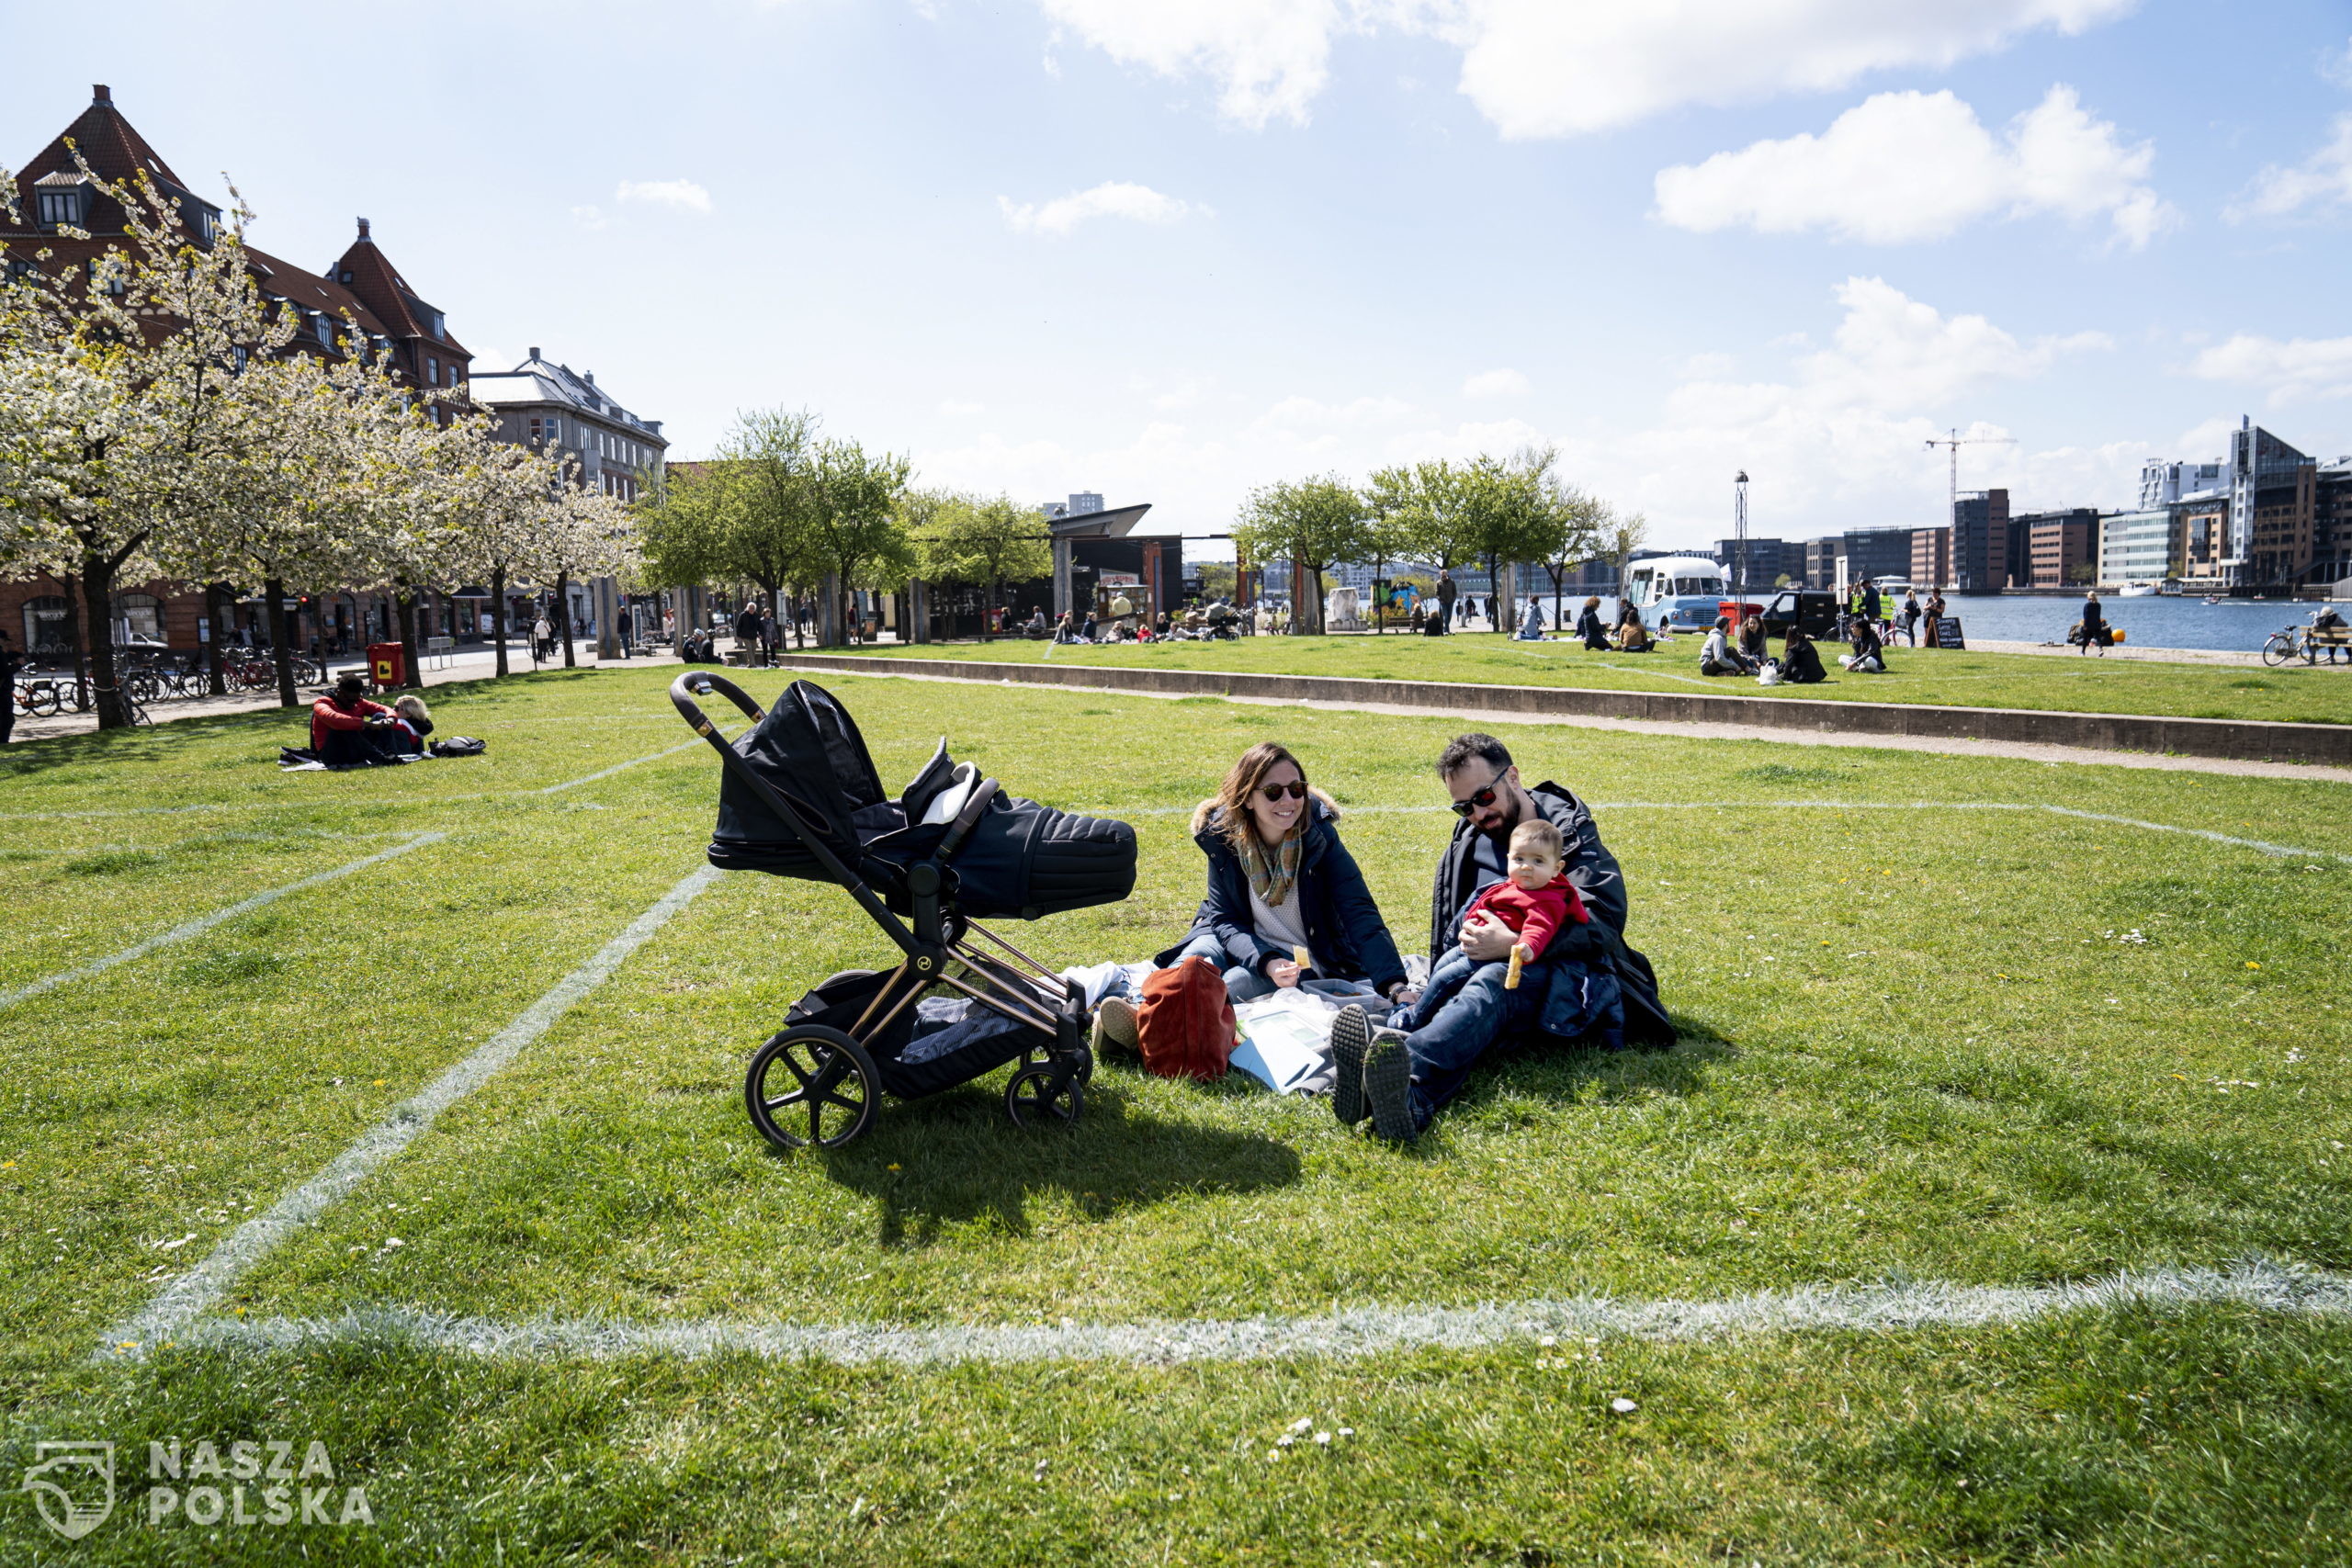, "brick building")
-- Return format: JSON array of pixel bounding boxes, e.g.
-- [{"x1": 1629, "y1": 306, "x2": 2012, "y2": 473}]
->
[
  {"x1": 3, "y1": 85, "x2": 473, "y2": 663},
  {"x1": 2015, "y1": 508, "x2": 2100, "y2": 588}
]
